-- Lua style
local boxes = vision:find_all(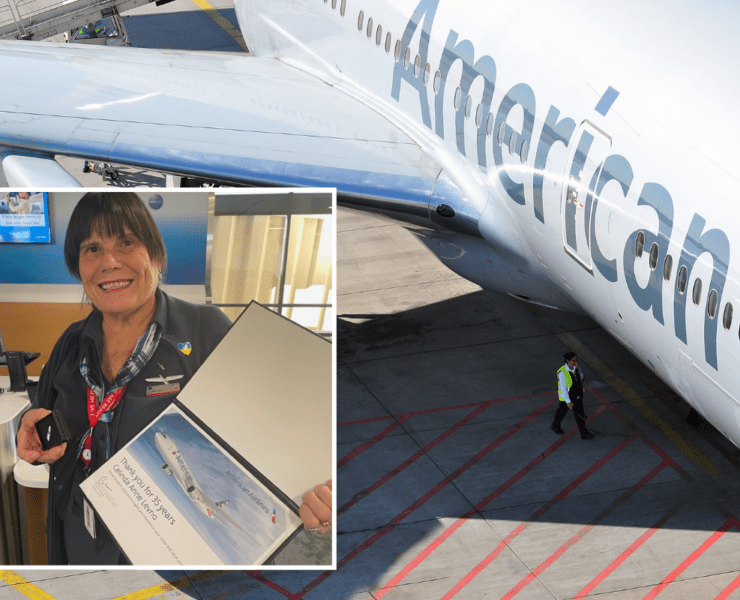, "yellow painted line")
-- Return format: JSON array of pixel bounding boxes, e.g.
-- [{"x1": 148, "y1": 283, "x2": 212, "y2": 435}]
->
[
  {"x1": 109, "y1": 570, "x2": 233, "y2": 600},
  {"x1": 0, "y1": 572, "x2": 56, "y2": 600},
  {"x1": 556, "y1": 329, "x2": 719, "y2": 476},
  {"x1": 189, "y1": 0, "x2": 249, "y2": 52}
]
